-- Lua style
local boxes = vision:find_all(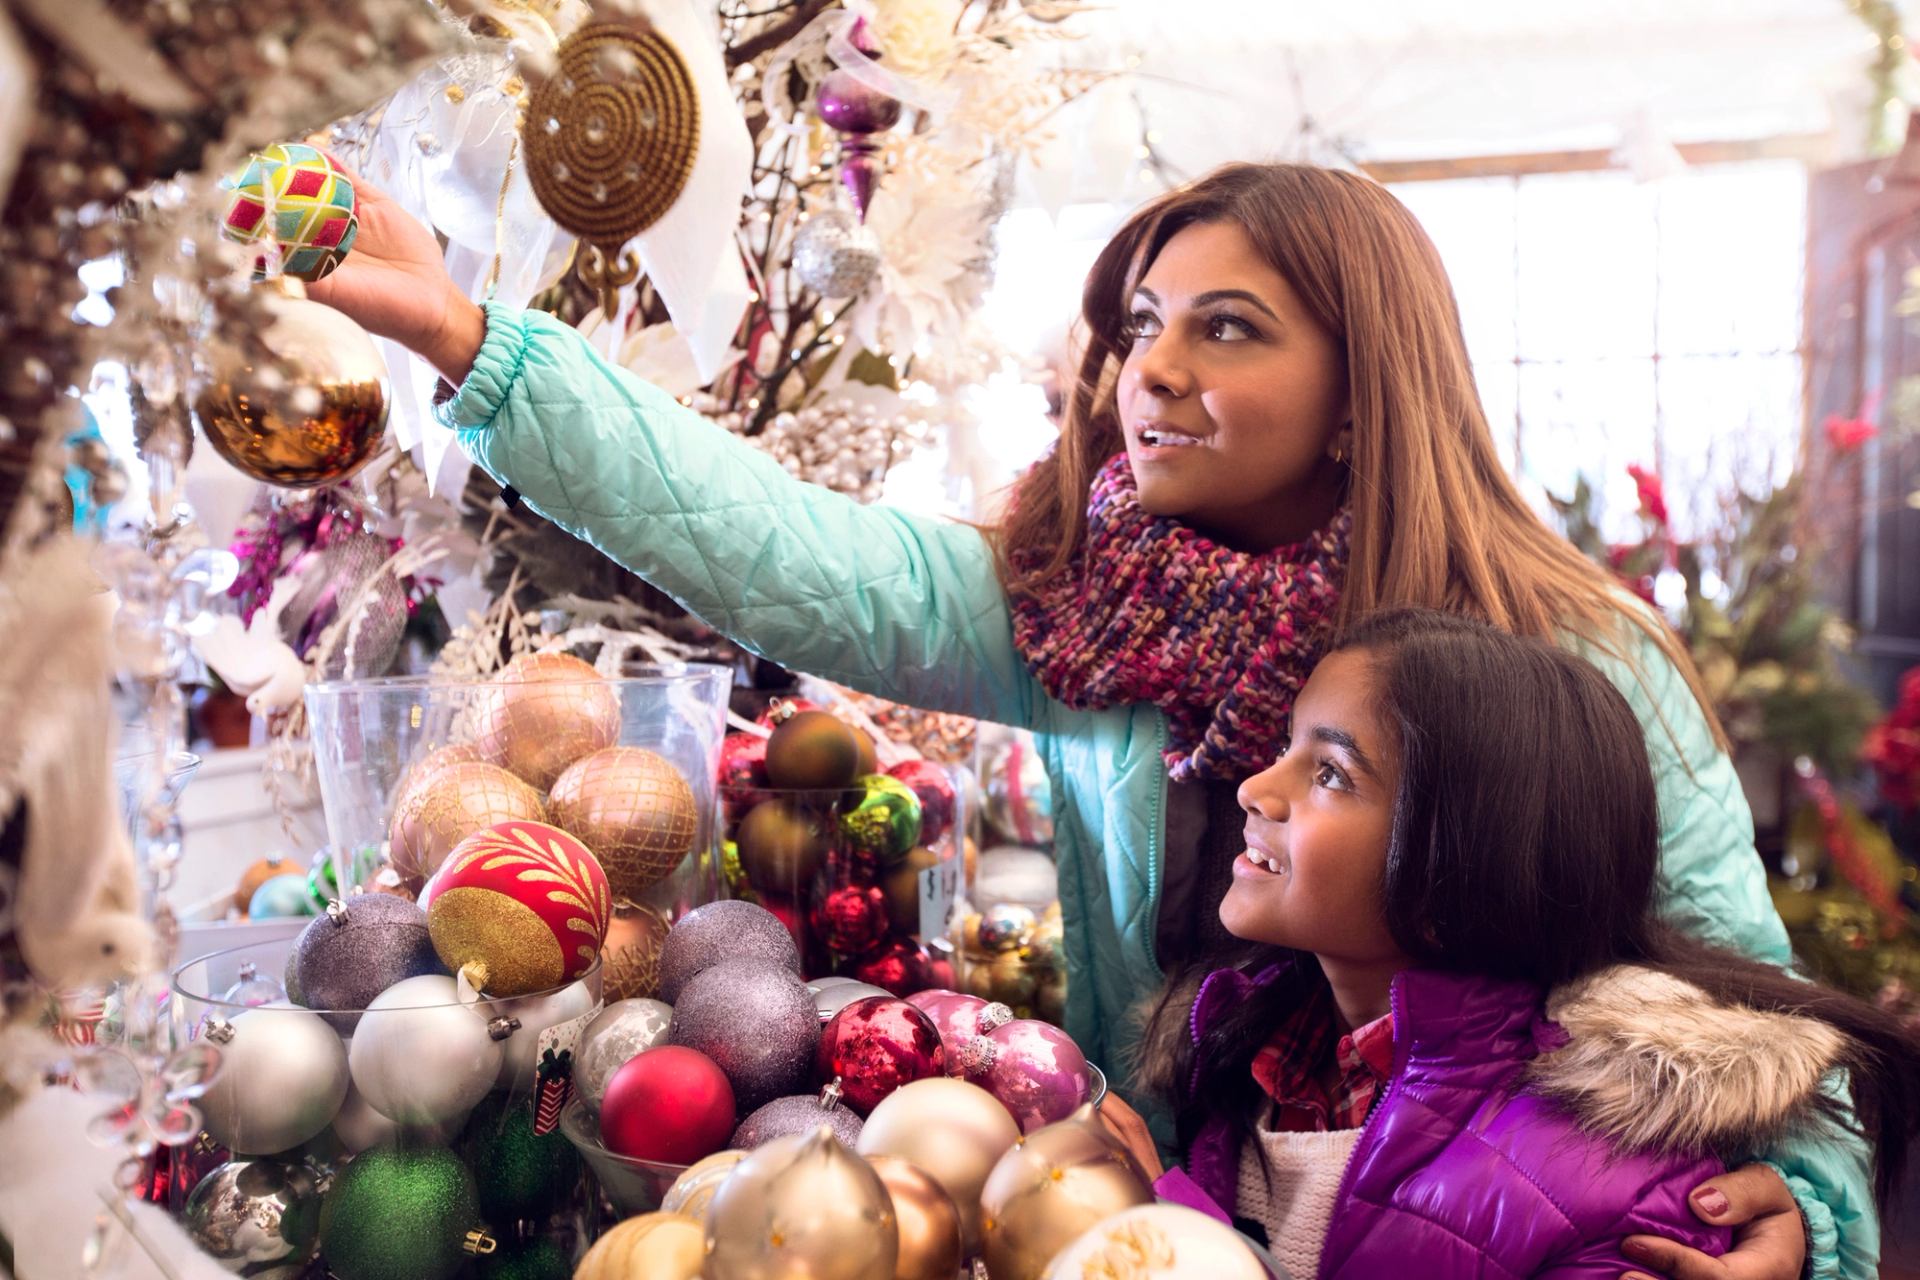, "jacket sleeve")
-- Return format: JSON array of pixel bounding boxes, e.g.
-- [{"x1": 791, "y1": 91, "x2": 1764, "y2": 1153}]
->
[
  {"x1": 1584, "y1": 625, "x2": 1879, "y2": 1280},
  {"x1": 436, "y1": 302, "x2": 1043, "y2": 729}
]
